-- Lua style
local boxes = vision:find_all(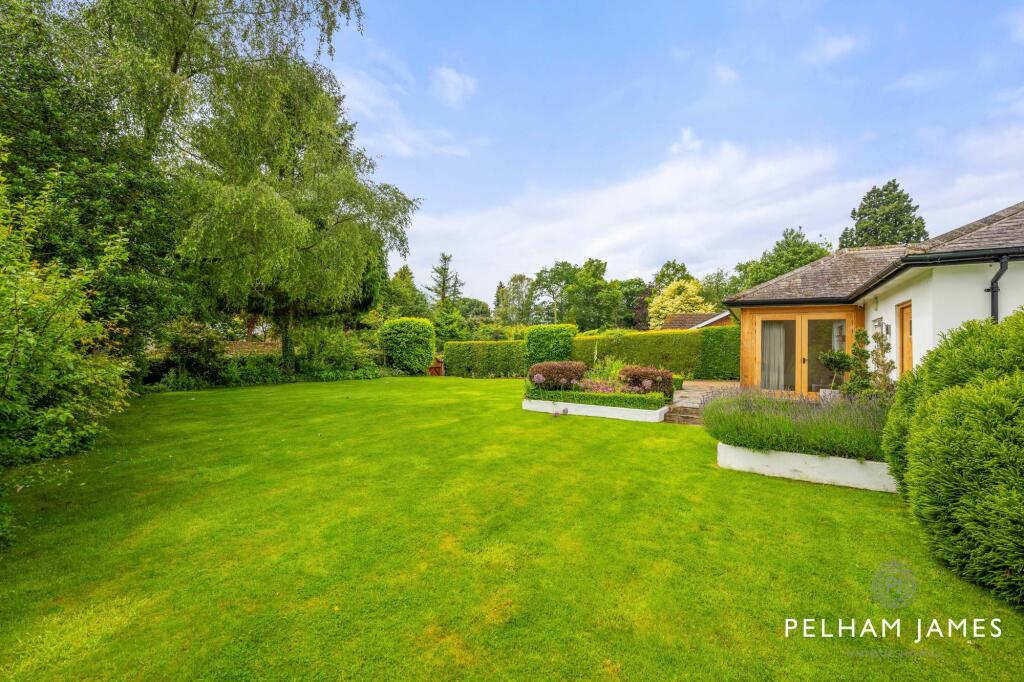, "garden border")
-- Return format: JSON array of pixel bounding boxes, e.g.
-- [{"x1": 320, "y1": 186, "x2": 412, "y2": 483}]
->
[
  {"x1": 522, "y1": 399, "x2": 668, "y2": 422},
  {"x1": 716, "y1": 442, "x2": 897, "y2": 492}
]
